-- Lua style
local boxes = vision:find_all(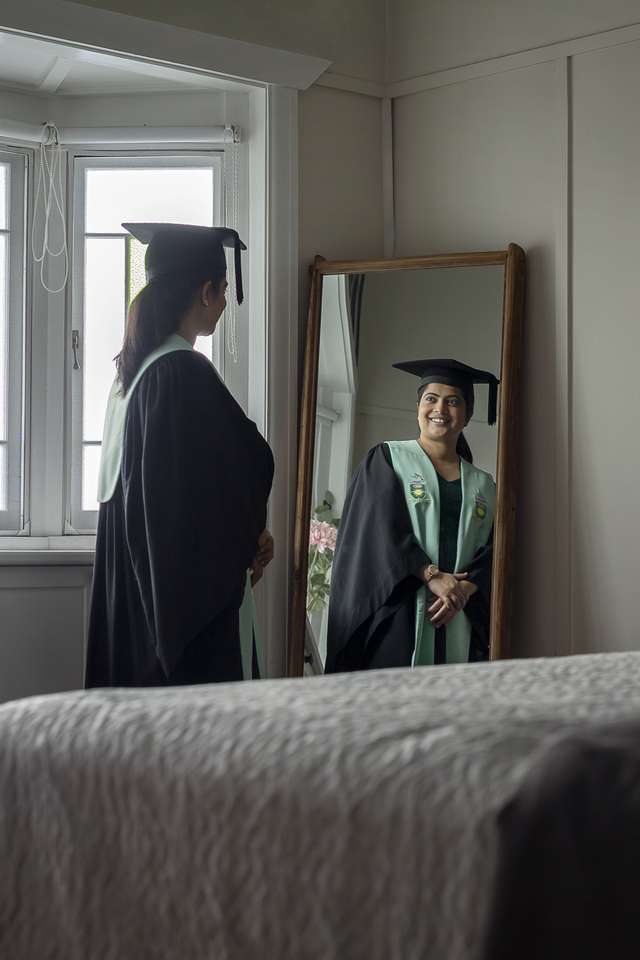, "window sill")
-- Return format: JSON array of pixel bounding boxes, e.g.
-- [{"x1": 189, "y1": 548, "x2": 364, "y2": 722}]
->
[
  {"x1": 0, "y1": 551, "x2": 95, "y2": 566},
  {"x1": 0, "y1": 536, "x2": 96, "y2": 565}
]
